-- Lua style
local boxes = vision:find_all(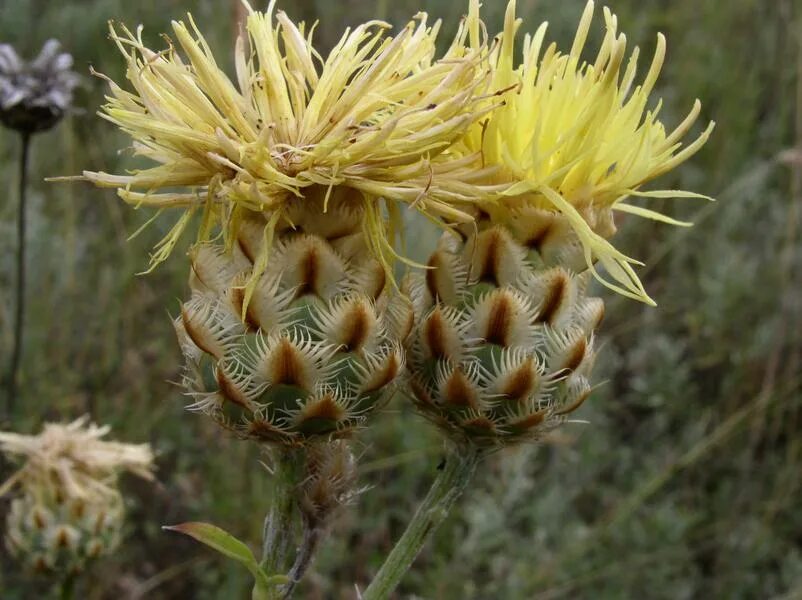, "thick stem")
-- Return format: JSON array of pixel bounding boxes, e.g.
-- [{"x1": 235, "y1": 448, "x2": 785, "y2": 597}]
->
[
  {"x1": 362, "y1": 448, "x2": 482, "y2": 600},
  {"x1": 260, "y1": 448, "x2": 301, "y2": 578},
  {"x1": 6, "y1": 132, "x2": 31, "y2": 418}
]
